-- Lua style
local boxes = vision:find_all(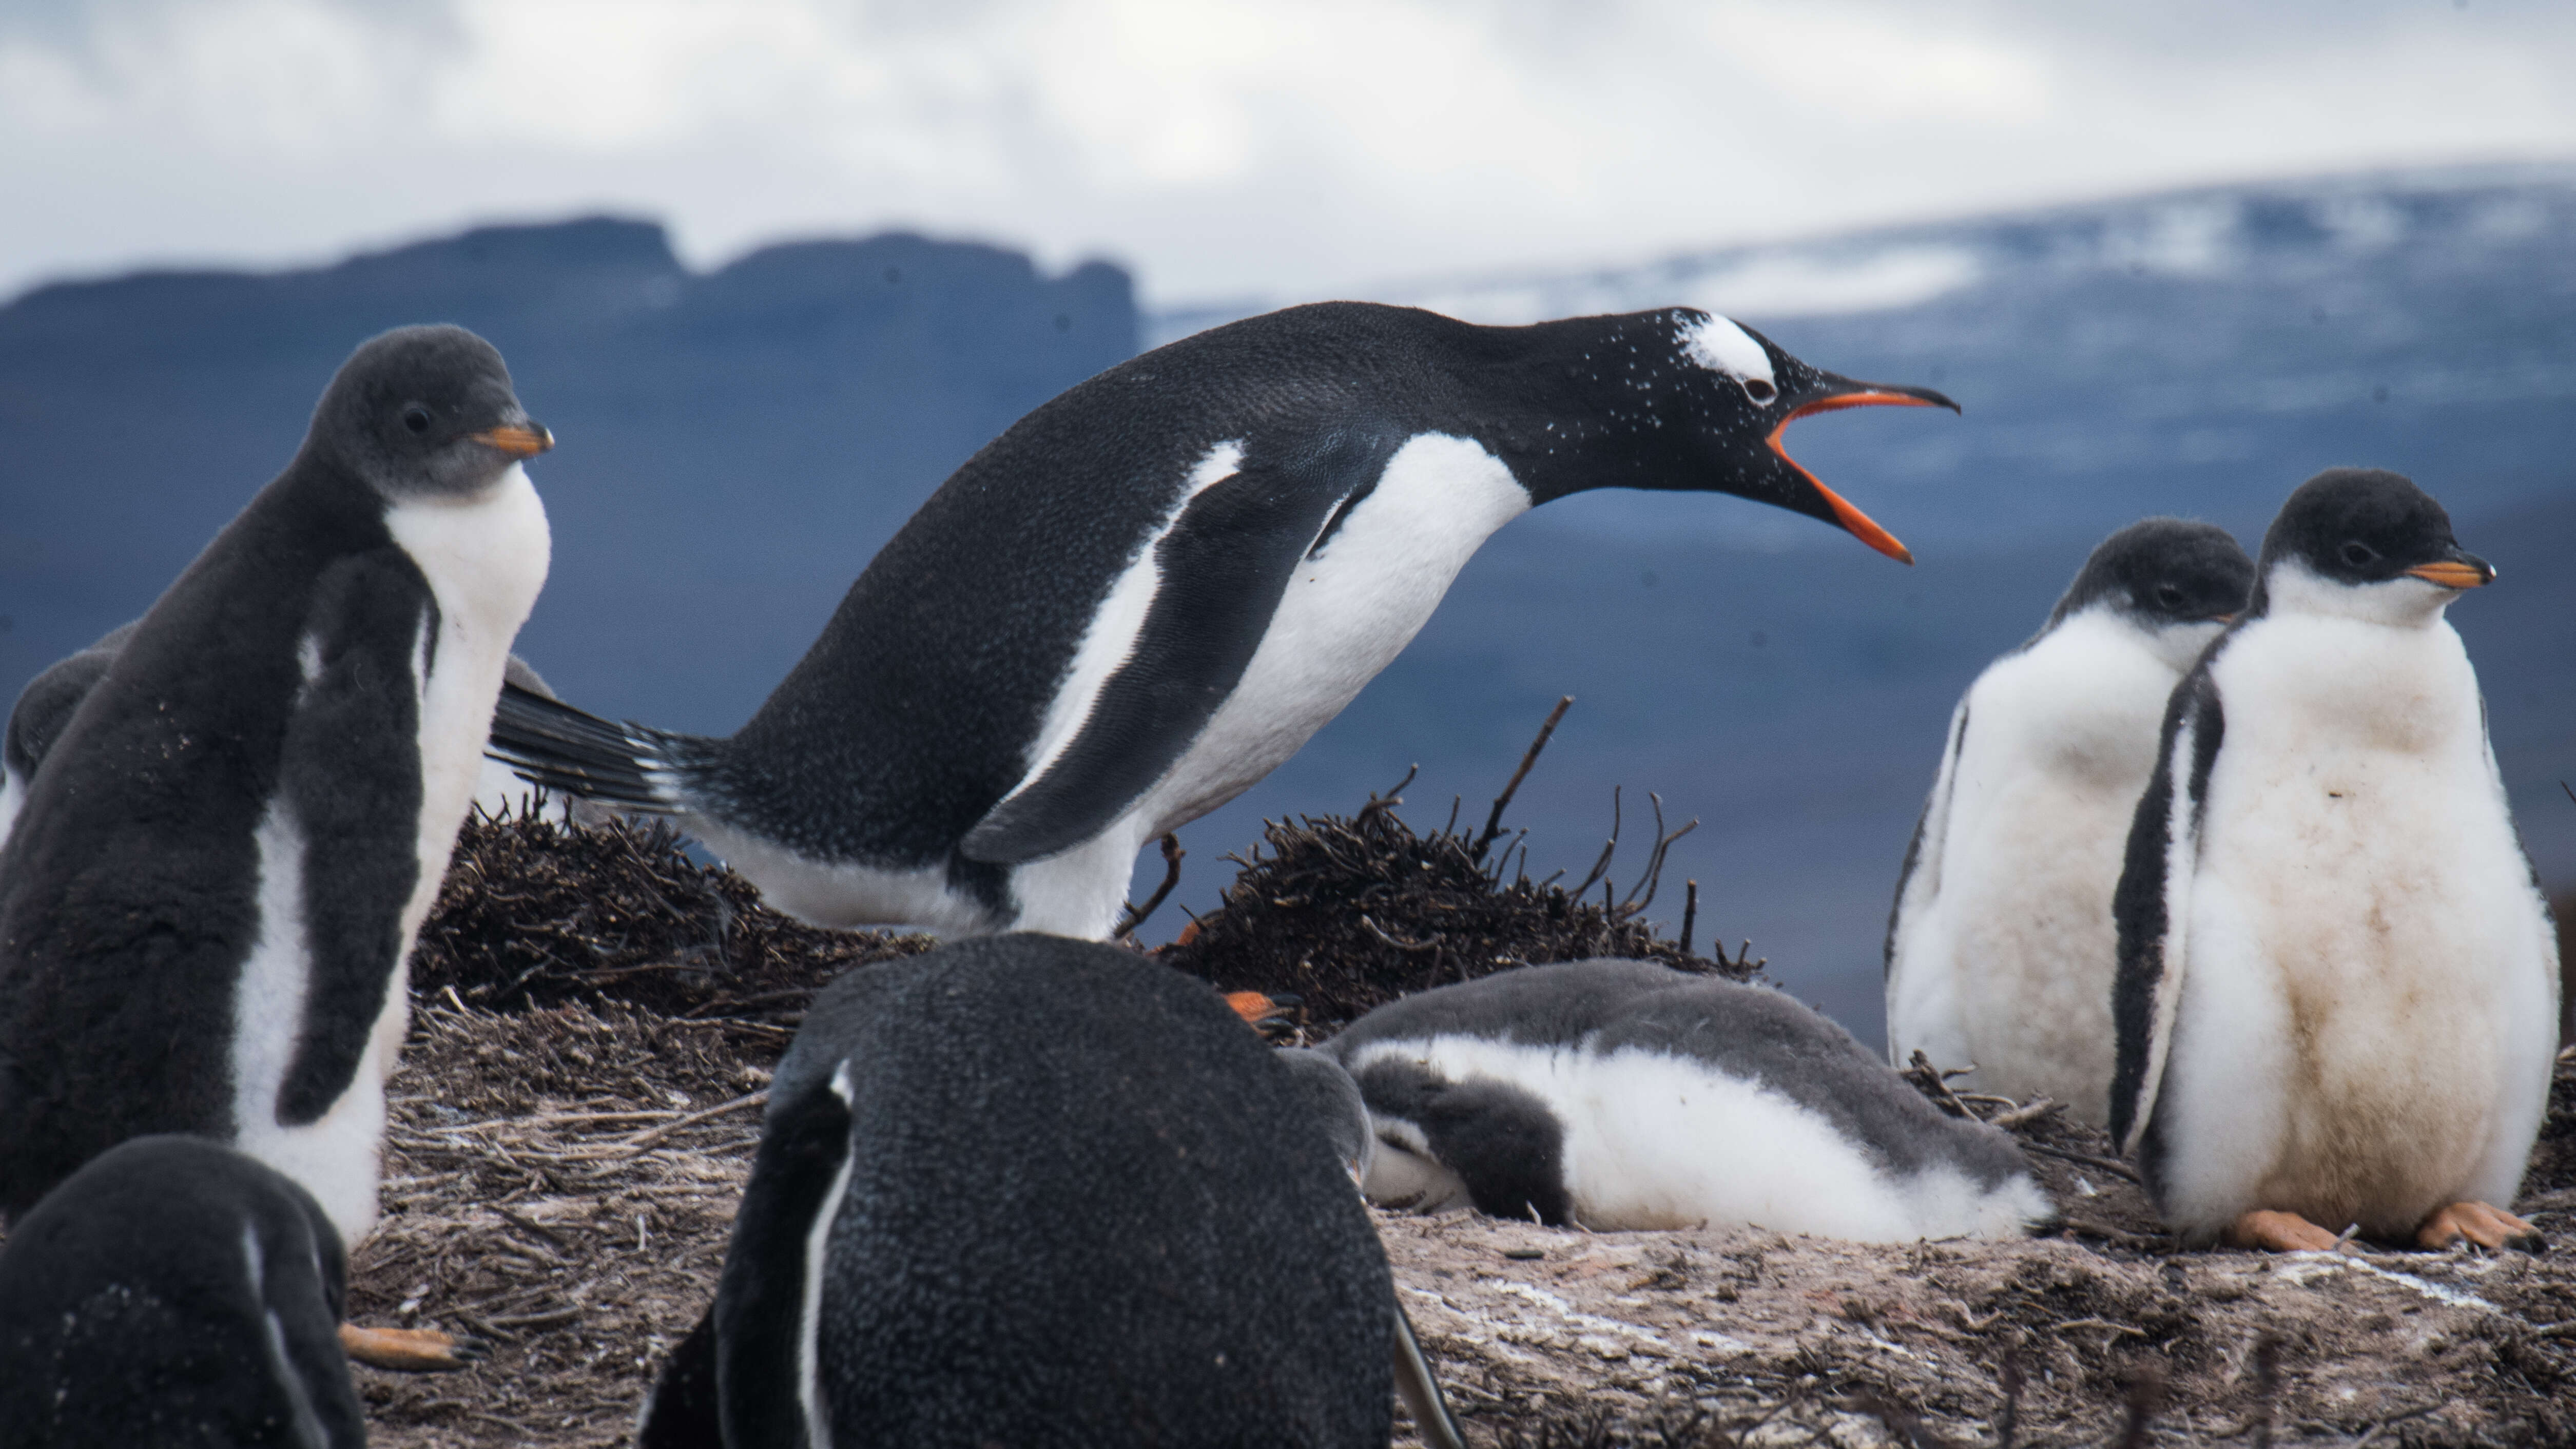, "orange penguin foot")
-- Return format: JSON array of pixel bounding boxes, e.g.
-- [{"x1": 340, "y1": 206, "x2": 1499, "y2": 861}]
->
[
  {"x1": 2417, "y1": 1201, "x2": 2544, "y2": 1253},
  {"x1": 1222, "y1": 990, "x2": 1302, "y2": 1040},
  {"x1": 2224, "y1": 1209, "x2": 2346, "y2": 1253},
  {"x1": 340, "y1": 1322, "x2": 490, "y2": 1373}
]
